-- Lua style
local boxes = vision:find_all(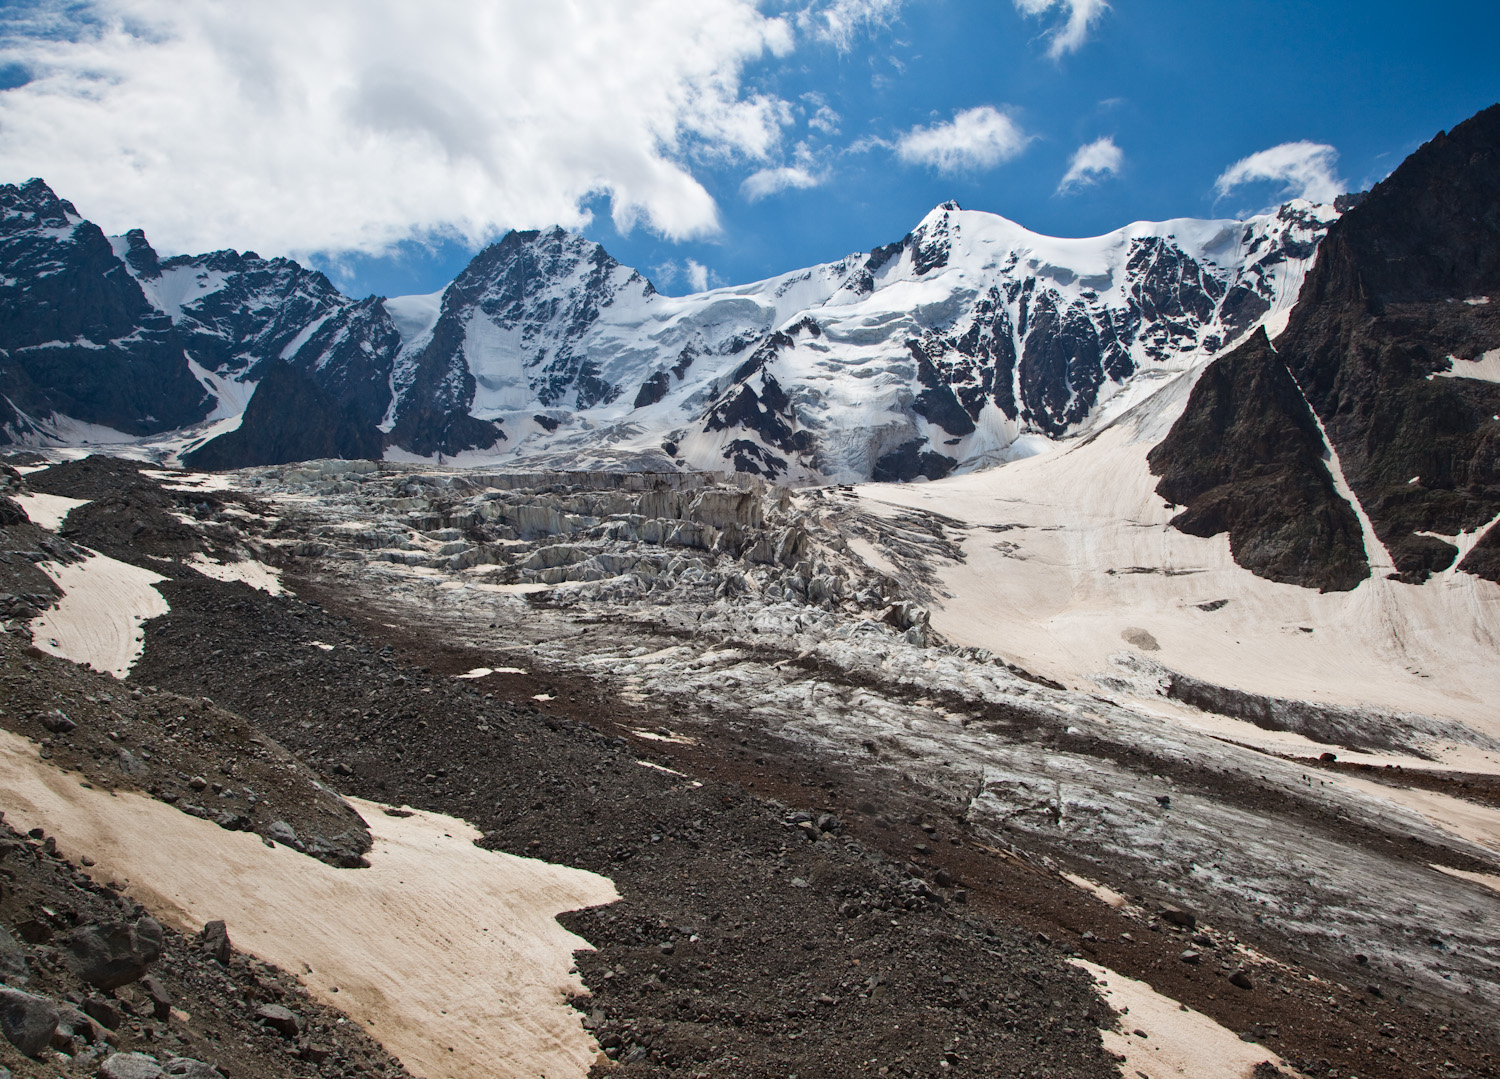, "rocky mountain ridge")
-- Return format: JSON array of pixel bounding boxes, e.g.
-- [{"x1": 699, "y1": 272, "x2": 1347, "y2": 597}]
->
[
  {"x1": 1152, "y1": 102, "x2": 1500, "y2": 587},
  {"x1": 0, "y1": 180, "x2": 1334, "y2": 481}
]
